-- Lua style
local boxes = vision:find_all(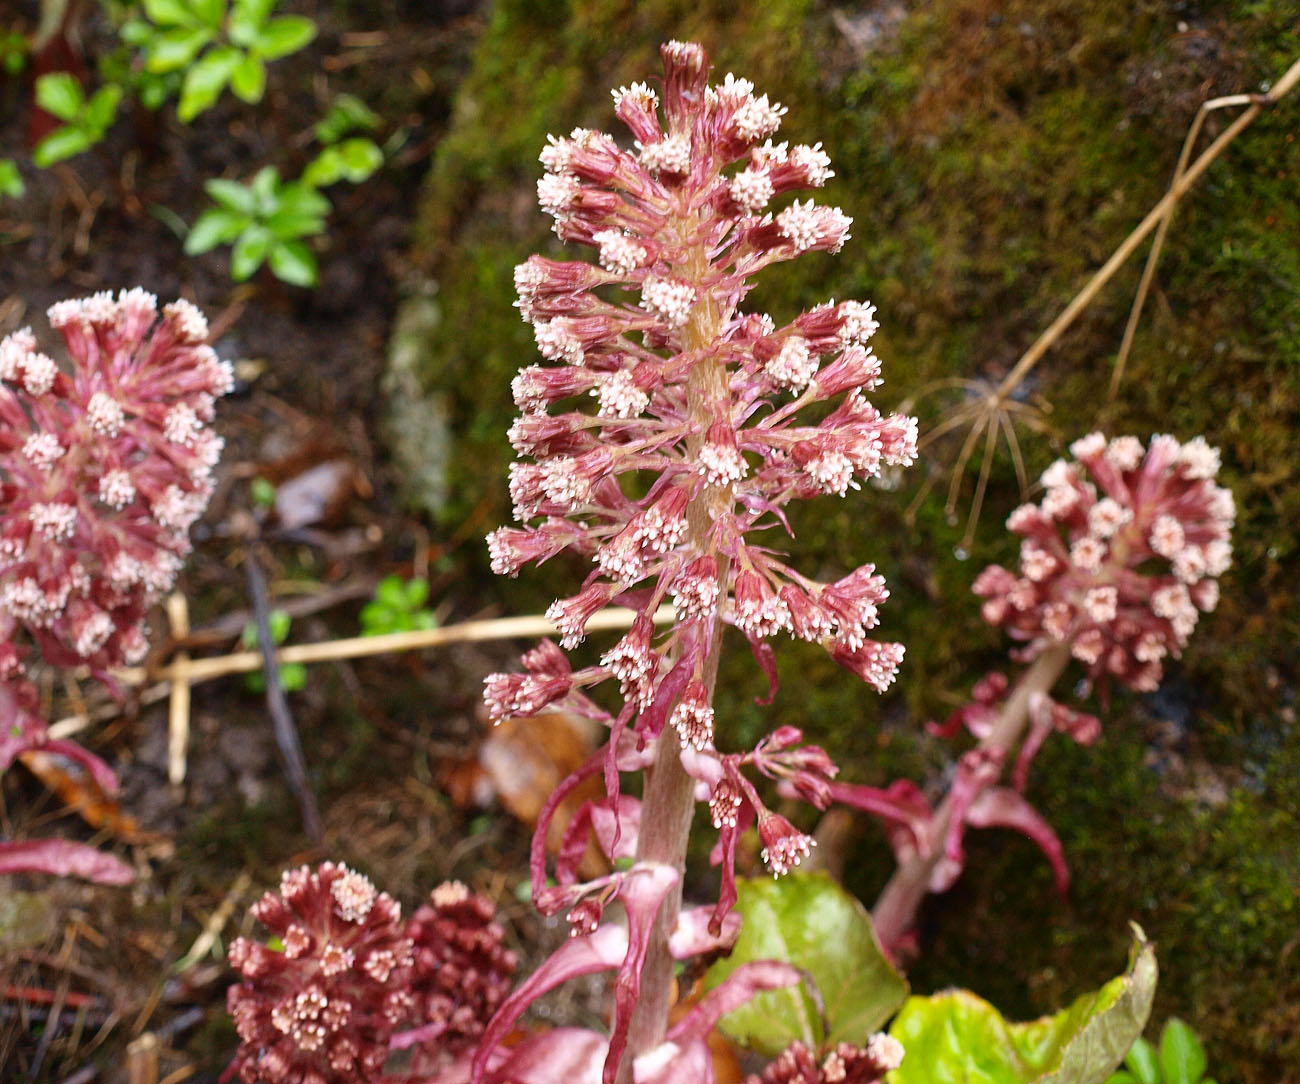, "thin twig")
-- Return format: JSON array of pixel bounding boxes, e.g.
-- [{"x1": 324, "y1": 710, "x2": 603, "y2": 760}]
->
[
  {"x1": 1108, "y1": 93, "x2": 1255, "y2": 398},
  {"x1": 165, "y1": 594, "x2": 191, "y2": 787},
  {"x1": 245, "y1": 543, "x2": 322, "y2": 842}
]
